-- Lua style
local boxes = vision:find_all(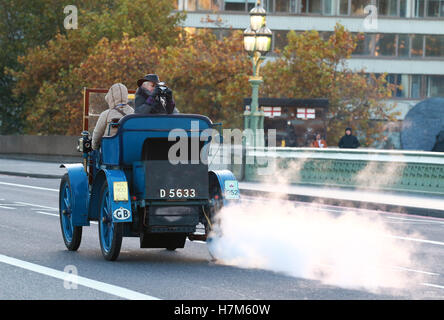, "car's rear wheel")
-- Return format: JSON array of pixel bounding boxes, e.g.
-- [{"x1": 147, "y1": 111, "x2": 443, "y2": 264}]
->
[{"x1": 98, "y1": 182, "x2": 123, "y2": 261}]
